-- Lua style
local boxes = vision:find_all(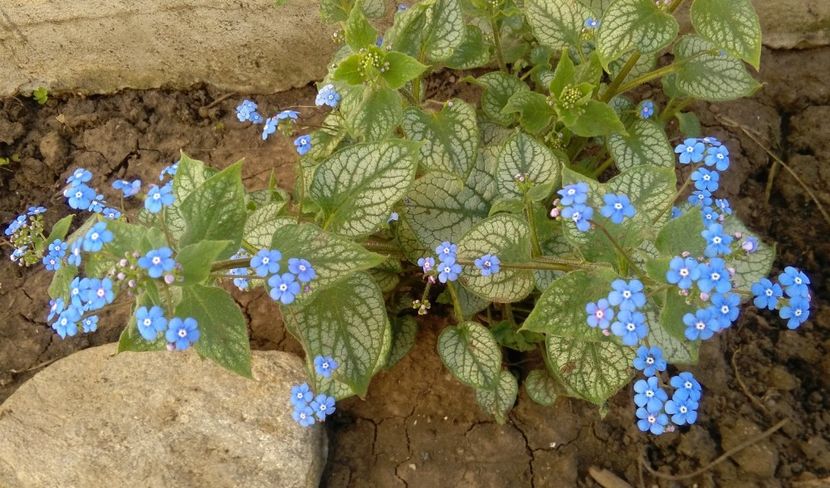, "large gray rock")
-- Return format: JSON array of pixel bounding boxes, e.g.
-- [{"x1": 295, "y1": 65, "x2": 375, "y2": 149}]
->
[
  {"x1": 0, "y1": 0, "x2": 340, "y2": 97},
  {"x1": 0, "y1": 344, "x2": 326, "y2": 488}
]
